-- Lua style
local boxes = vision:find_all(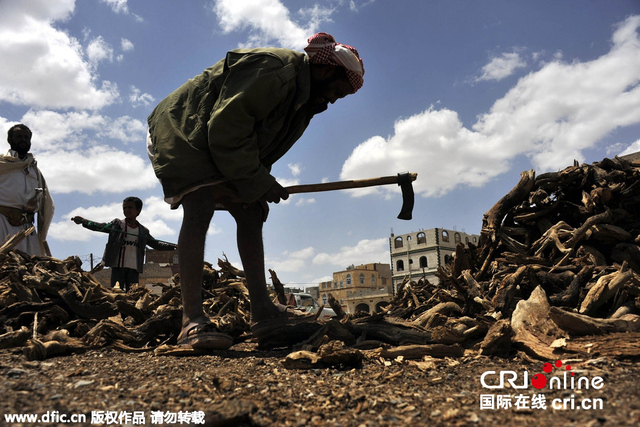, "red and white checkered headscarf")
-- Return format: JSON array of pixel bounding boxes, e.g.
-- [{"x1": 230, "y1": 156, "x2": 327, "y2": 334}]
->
[{"x1": 304, "y1": 32, "x2": 364, "y2": 93}]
